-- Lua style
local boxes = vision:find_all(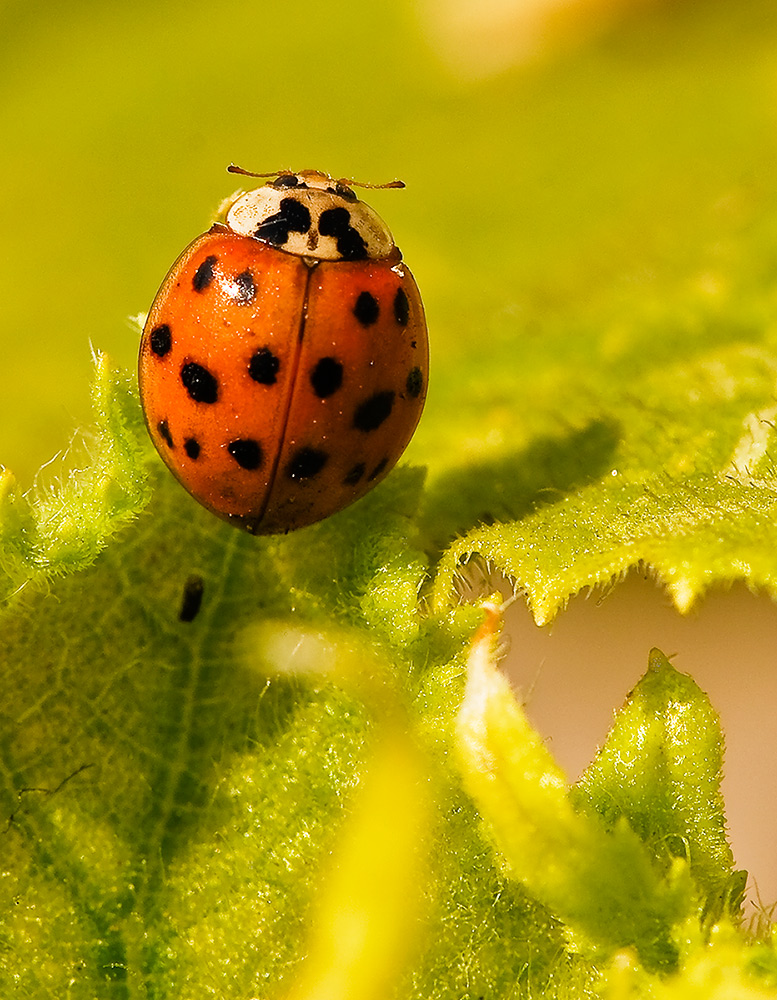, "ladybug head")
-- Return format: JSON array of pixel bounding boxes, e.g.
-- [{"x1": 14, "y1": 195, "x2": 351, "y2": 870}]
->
[{"x1": 224, "y1": 166, "x2": 403, "y2": 263}]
